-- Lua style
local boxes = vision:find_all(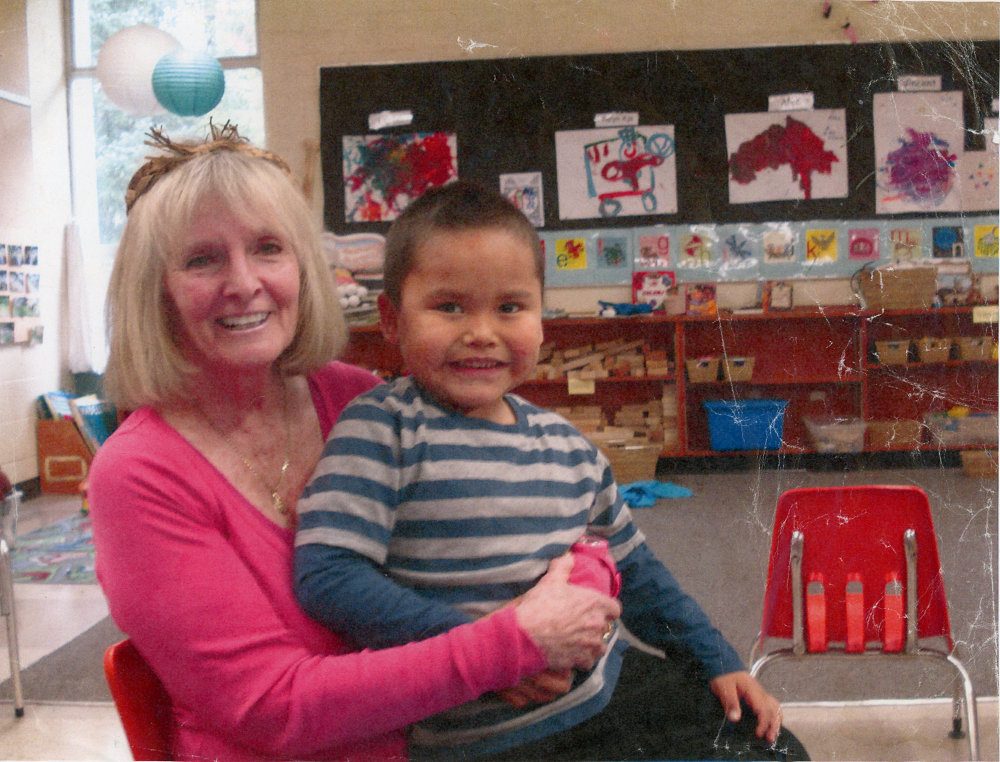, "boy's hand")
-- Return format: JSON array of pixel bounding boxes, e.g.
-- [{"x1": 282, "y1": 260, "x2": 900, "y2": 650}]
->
[
  {"x1": 709, "y1": 671, "x2": 782, "y2": 744},
  {"x1": 497, "y1": 669, "x2": 573, "y2": 708}
]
